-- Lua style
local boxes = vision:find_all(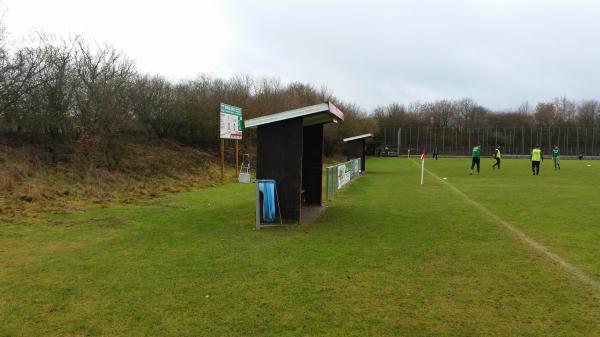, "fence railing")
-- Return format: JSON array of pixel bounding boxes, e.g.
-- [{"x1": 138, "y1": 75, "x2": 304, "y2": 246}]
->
[
  {"x1": 325, "y1": 158, "x2": 361, "y2": 205},
  {"x1": 379, "y1": 126, "x2": 600, "y2": 156}
]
